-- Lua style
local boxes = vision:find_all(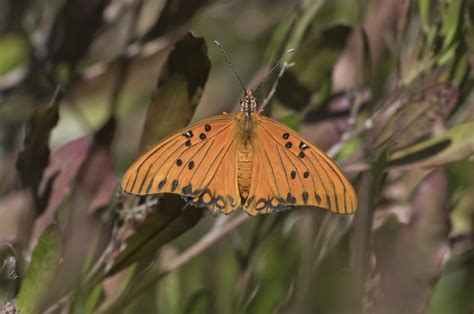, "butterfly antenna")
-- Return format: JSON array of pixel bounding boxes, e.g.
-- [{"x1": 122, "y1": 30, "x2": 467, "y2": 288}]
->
[
  {"x1": 214, "y1": 40, "x2": 246, "y2": 92},
  {"x1": 255, "y1": 48, "x2": 295, "y2": 92}
]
